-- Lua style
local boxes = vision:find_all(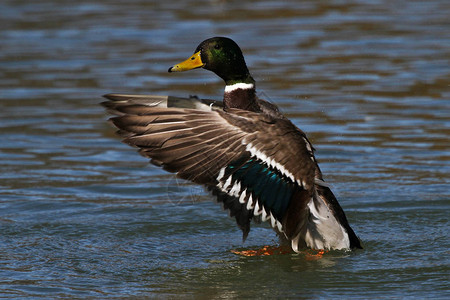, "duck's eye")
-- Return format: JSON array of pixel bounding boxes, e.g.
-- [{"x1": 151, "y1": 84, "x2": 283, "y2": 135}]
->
[{"x1": 214, "y1": 44, "x2": 221, "y2": 50}]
